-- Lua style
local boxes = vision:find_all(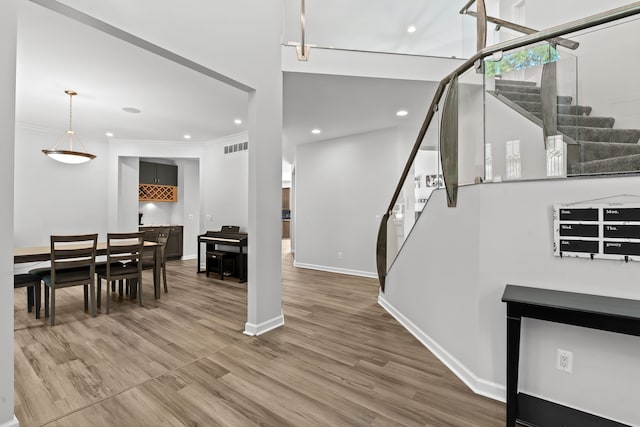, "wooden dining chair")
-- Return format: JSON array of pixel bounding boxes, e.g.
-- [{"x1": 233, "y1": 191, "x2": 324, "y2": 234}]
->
[
  {"x1": 42, "y1": 234, "x2": 98, "y2": 326},
  {"x1": 141, "y1": 227, "x2": 170, "y2": 293},
  {"x1": 96, "y1": 232, "x2": 145, "y2": 314},
  {"x1": 14, "y1": 274, "x2": 42, "y2": 319}
]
